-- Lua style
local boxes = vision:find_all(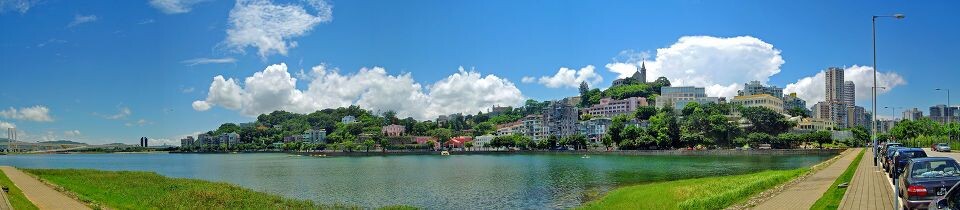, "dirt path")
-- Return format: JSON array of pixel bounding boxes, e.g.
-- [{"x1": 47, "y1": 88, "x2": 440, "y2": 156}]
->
[
  {"x1": 0, "y1": 166, "x2": 89, "y2": 210},
  {"x1": 751, "y1": 148, "x2": 862, "y2": 210}
]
